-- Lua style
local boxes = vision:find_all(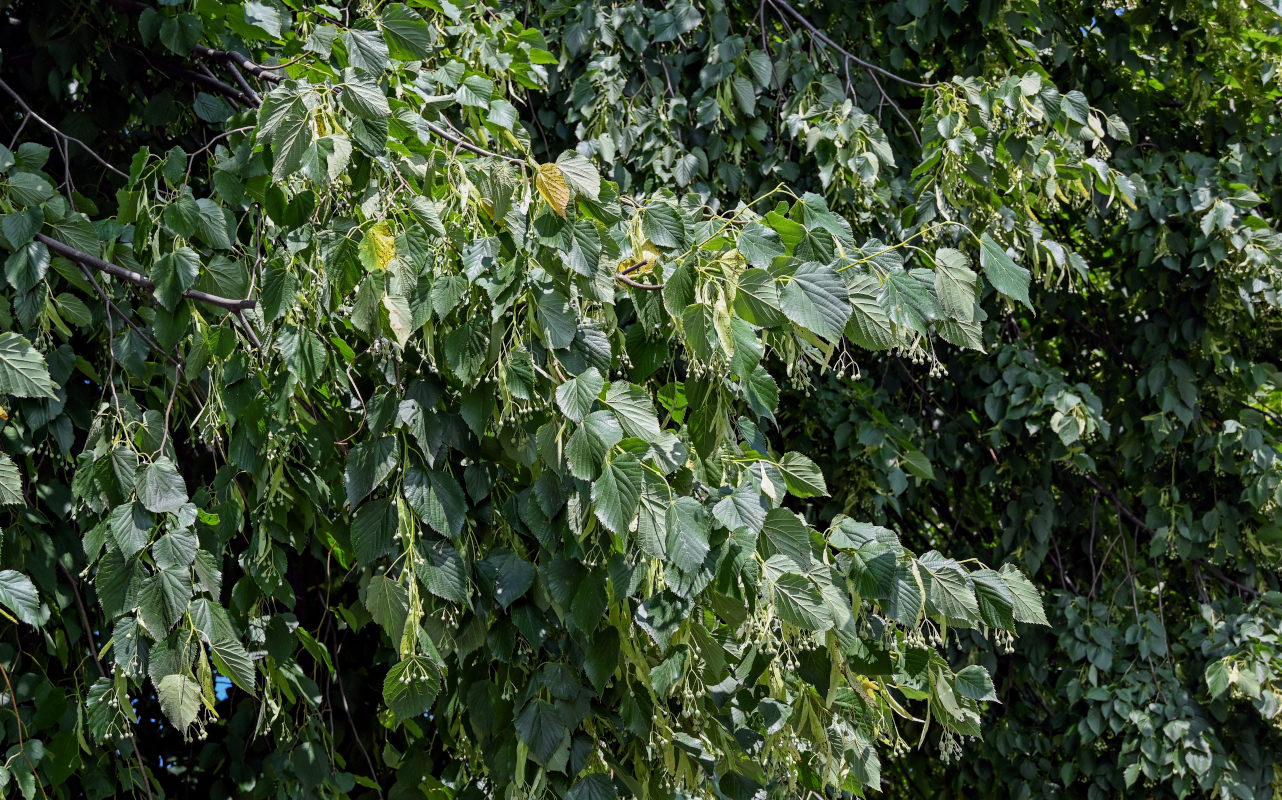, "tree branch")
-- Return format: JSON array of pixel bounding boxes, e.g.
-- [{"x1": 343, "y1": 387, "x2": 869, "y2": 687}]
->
[
  {"x1": 765, "y1": 0, "x2": 939, "y2": 89},
  {"x1": 35, "y1": 234, "x2": 257, "y2": 311},
  {"x1": 0, "y1": 78, "x2": 127, "y2": 178},
  {"x1": 194, "y1": 46, "x2": 284, "y2": 85},
  {"x1": 58, "y1": 563, "x2": 156, "y2": 800},
  {"x1": 419, "y1": 119, "x2": 526, "y2": 165},
  {"x1": 616, "y1": 273, "x2": 664, "y2": 290},
  {"x1": 152, "y1": 57, "x2": 256, "y2": 106},
  {"x1": 1077, "y1": 467, "x2": 1264, "y2": 599}
]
